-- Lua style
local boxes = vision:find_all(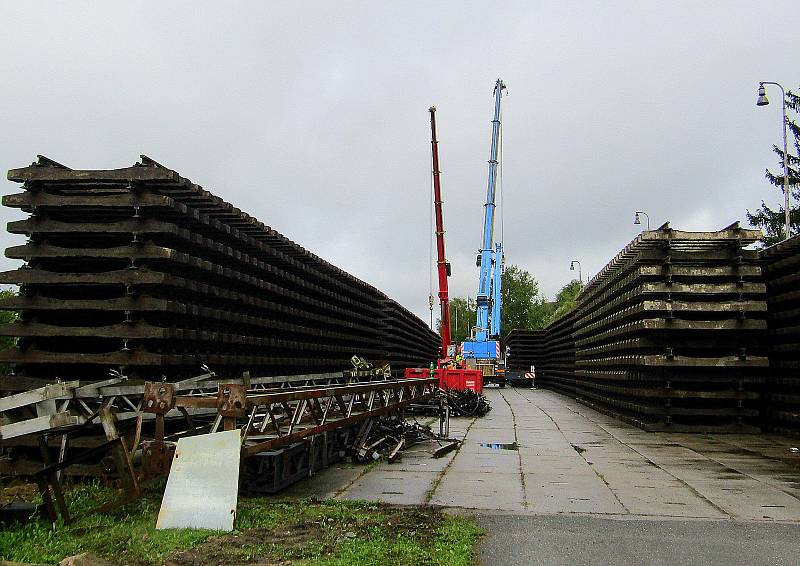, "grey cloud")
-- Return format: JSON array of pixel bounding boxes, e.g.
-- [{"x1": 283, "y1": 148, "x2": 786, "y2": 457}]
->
[{"x1": 0, "y1": 1, "x2": 795, "y2": 322}]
